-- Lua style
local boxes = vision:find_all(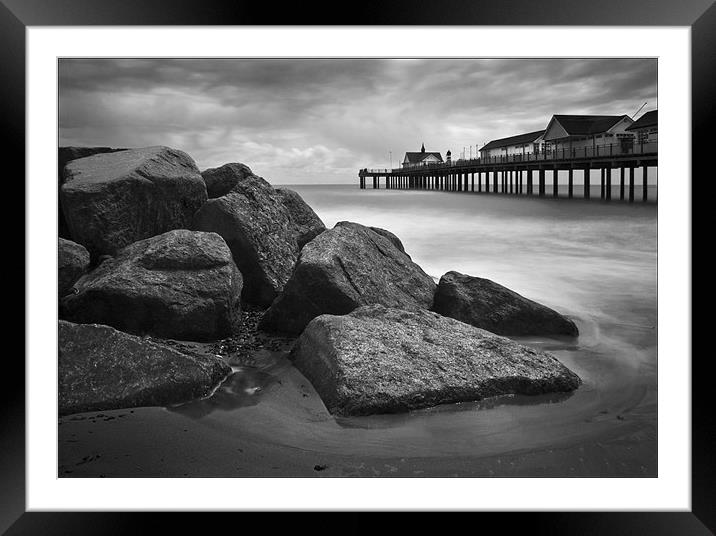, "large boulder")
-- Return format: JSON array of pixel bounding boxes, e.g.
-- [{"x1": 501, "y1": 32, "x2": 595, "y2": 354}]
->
[
  {"x1": 290, "y1": 305, "x2": 581, "y2": 416},
  {"x1": 201, "y1": 162, "x2": 253, "y2": 199},
  {"x1": 193, "y1": 173, "x2": 299, "y2": 307},
  {"x1": 58, "y1": 238, "x2": 90, "y2": 299},
  {"x1": 58, "y1": 146, "x2": 127, "y2": 239},
  {"x1": 59, "y1": 320, "x2": 231, "y2": 416},
  {"x1": 432, "y1": 271, "x2": 579, "y2": 337},
  {"x1": 61, "y1": 230, "x2": 242, "y2": 341},
  {"x1": 60, "y1": 146, "x2": 207, "y2": 258},
  {"x1": 276, "y1": 188, "x2": 326, "y2": 248},
  {"x1": 259, "y1": 222, "x2": 436, "y2": 335}
]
